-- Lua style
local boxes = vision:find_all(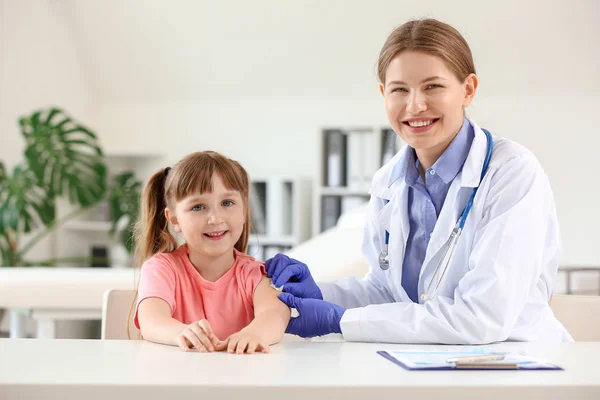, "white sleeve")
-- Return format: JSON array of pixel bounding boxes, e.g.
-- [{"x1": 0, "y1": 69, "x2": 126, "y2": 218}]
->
[
  {"x1": 339, "y1": 155, "x2": 559, "y2": 344},
  {"x1": 319, "y1": 194, "x2": 396, "y2": 309}
]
